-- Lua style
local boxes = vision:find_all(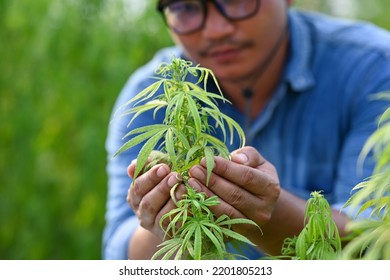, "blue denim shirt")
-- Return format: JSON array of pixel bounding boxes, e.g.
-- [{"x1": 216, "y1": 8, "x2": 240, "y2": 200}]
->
[{"x1": 103, "y1": 10, "x2": 390, "y2": 259}]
